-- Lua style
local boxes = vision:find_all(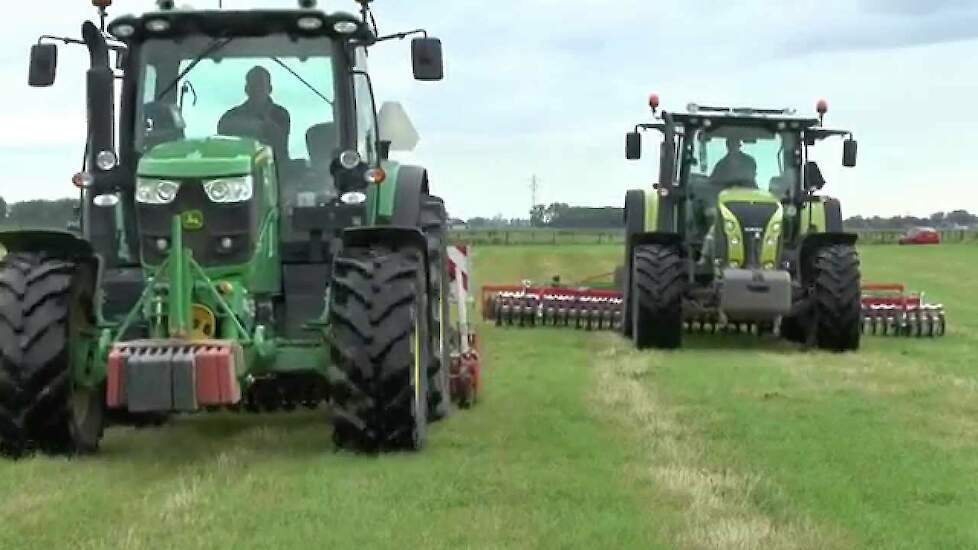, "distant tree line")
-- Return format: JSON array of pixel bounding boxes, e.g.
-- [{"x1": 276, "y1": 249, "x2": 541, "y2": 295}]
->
[
  {"x1": 844, "y1": 210, "x2": 978, "y2": 230},
  {"x1": 0, "y1": 197, "x2": 78, "y2": 231}
]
